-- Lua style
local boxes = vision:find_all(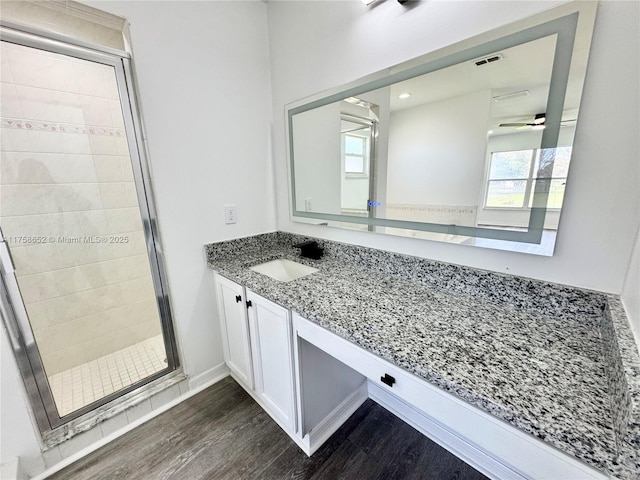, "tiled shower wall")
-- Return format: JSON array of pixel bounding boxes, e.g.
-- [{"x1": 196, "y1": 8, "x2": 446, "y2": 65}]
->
[{"x1": 0, "y1": 41, "x2": 162, "y2": 375}]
